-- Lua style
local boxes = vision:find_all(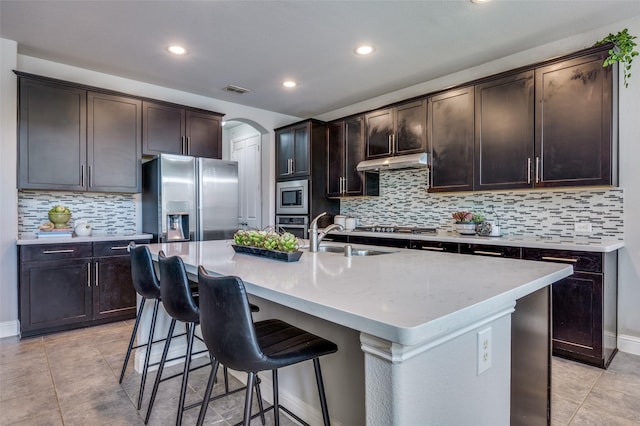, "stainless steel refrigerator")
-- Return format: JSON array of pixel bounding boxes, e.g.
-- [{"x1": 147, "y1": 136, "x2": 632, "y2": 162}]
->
[{"x1": 142, "y1": 154, "x2": 239, "y2": 242}]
